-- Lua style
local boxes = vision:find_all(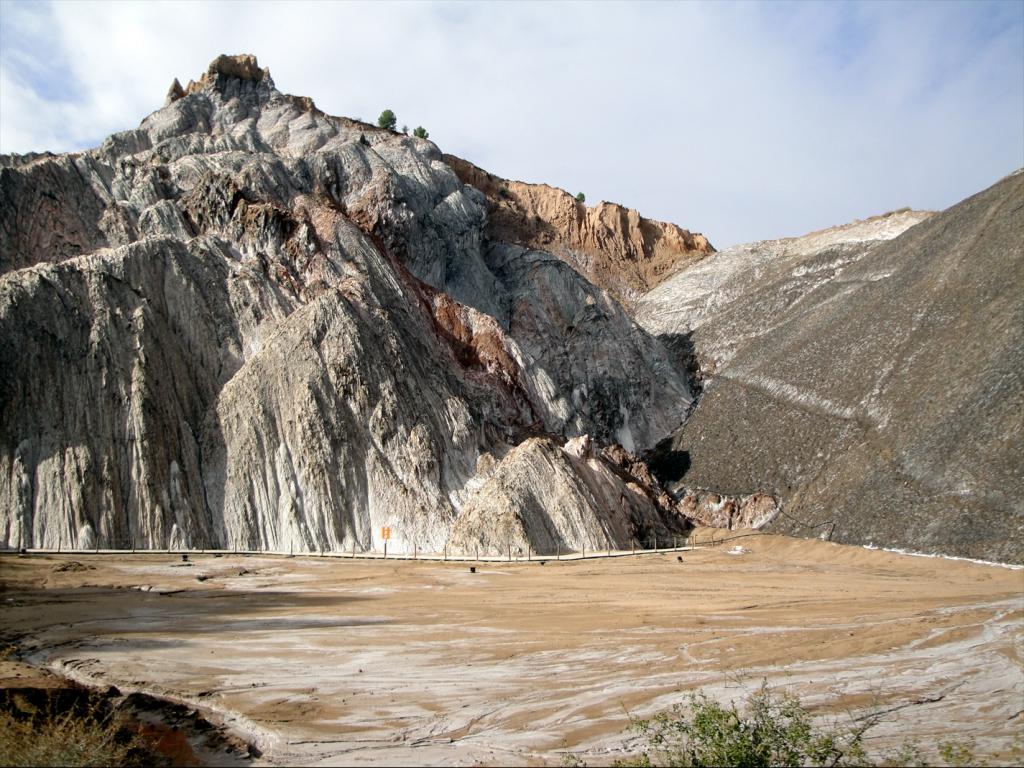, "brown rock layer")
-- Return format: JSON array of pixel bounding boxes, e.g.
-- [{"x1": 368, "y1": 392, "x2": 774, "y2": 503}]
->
[
  {"x1": 444, "y1": 155, "x2": 714, "y2": 301},
  {"x1": 677, "y1": 490, "x2": 782, "y2": 531},
  {"x1": 185, "y1": 53, "x2": 269, "y2": 94}
]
